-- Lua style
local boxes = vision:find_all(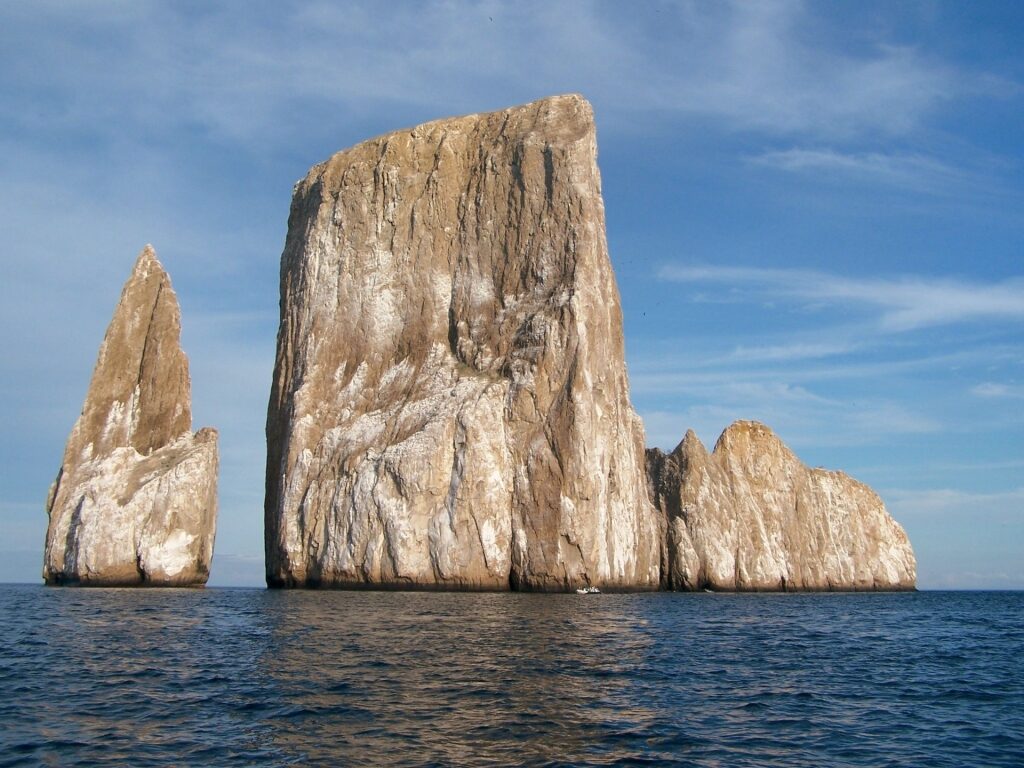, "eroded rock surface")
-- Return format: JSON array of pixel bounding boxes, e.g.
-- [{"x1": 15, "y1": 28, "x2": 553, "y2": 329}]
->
[
  {"x1": 265, "y1": 94, "x2": 659, "y2": 590},
  {"x1": 43, "y1": 245, "x2": 218, "y2": 586},
  {"x1": 647, "y1": 421, "x2": 916, "y2": 591}
]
